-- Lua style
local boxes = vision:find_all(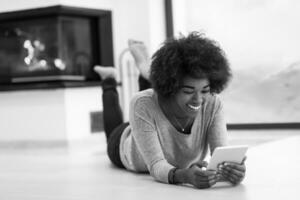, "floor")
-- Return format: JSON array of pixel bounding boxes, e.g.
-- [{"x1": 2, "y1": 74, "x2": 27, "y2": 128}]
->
[{"x1": 0, "y1": 130, "x2": 299, "y2": 200}]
